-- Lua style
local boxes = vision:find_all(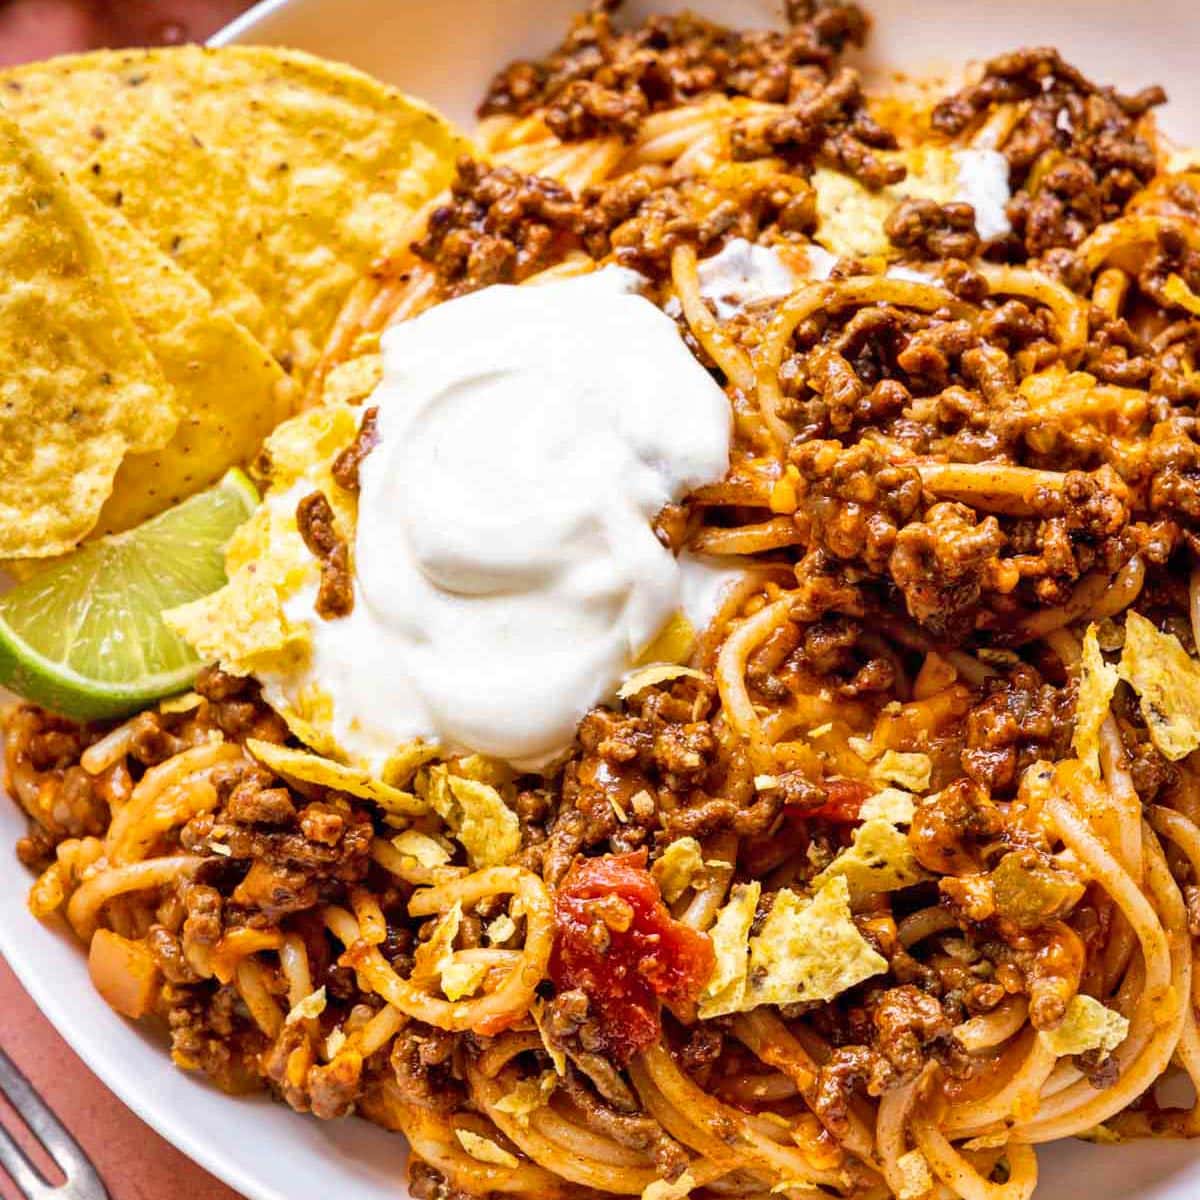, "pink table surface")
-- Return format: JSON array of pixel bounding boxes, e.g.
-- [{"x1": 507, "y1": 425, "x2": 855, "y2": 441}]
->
[
  {"x1": 0, "y1": 0, "x2": 257, "y2": 66},
  {"x1": 0, "y1": 9, "x2": 257, "y2": 1199},
  {"x1": 0, "y1": 955, "x2": 242, "y2": 1200}
]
